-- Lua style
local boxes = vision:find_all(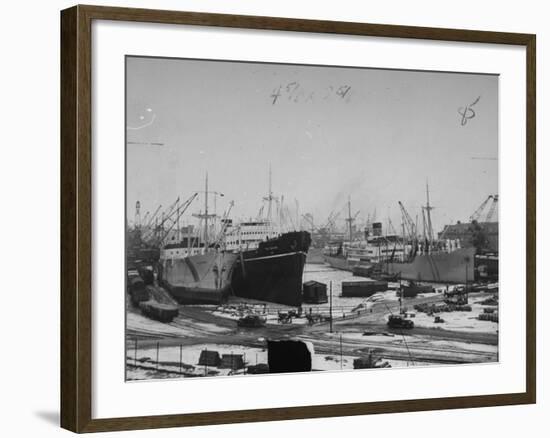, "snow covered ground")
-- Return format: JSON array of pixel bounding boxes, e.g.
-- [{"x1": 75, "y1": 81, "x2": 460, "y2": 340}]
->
[
  {"x1": 125, "y1": 337, "x2": 447, "y2": 381},
  {"x1": 126, "y1": 311, "x2": 231, "y2": 338},
  {"x1": 407, "y1": 298, "x2": 499, "y2": 334}
]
